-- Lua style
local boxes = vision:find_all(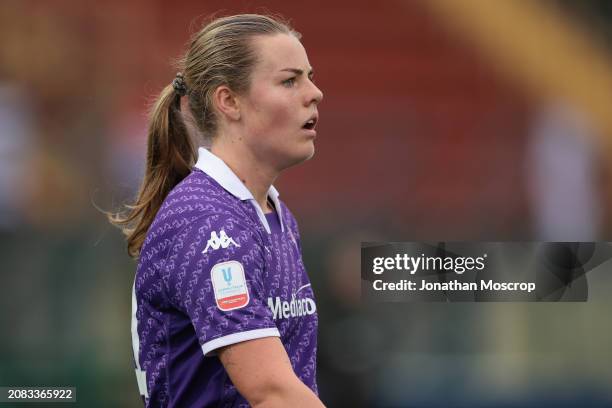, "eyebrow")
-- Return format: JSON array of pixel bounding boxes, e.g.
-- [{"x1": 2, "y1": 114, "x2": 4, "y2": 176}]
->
[{"x1": 280, "y1": 68, "x2": 314, "y2": 76}]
